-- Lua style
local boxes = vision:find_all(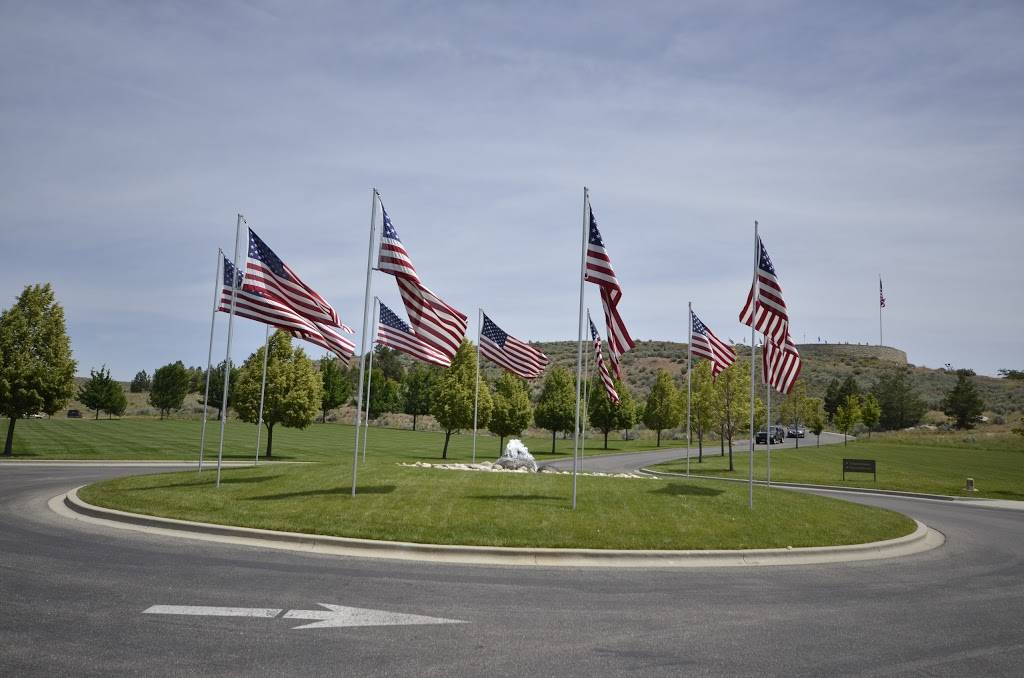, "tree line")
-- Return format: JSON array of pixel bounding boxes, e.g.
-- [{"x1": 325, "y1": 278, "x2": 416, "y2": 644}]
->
[{"x1": 0, "y1": 282, "x2": 997, "y2": 459}]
